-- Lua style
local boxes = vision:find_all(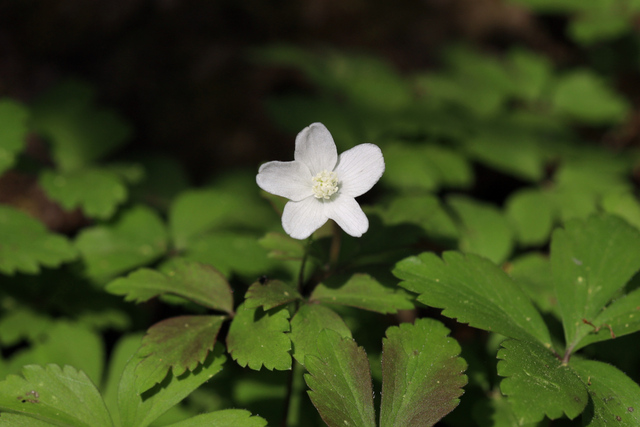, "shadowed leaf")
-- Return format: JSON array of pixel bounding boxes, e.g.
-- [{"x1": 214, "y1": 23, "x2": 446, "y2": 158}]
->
[
  {"x1": 245, "y1": 279, "x2": 302, "y2": 310},
  {"x1": 0, "y1": 99, "x2": 28, "y2": 174}
]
